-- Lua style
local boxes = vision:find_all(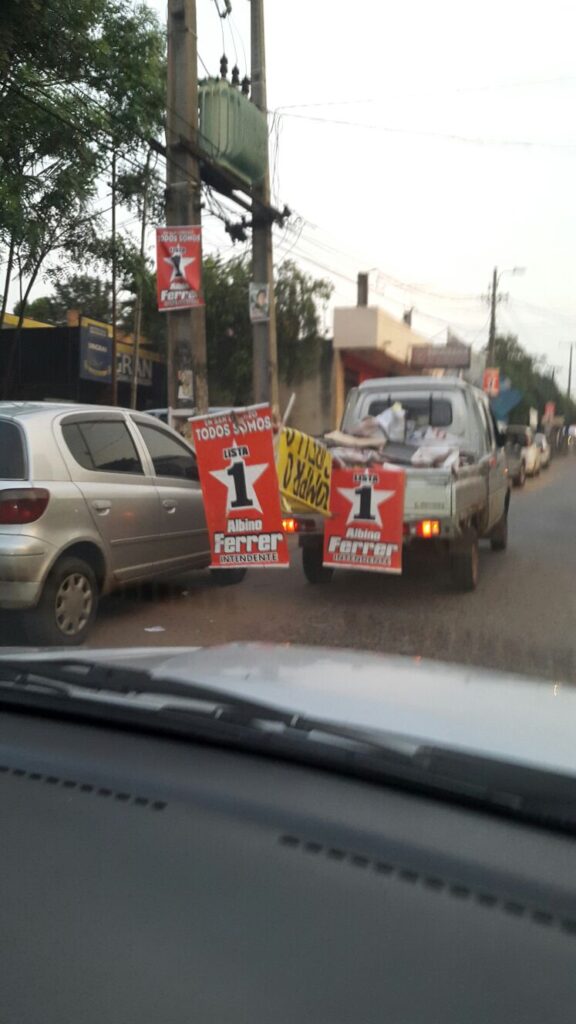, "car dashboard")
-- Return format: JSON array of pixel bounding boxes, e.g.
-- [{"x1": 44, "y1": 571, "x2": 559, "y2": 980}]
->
[{"x1": 1, "y1": 706, "x2": 576, "y2": 1023}]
